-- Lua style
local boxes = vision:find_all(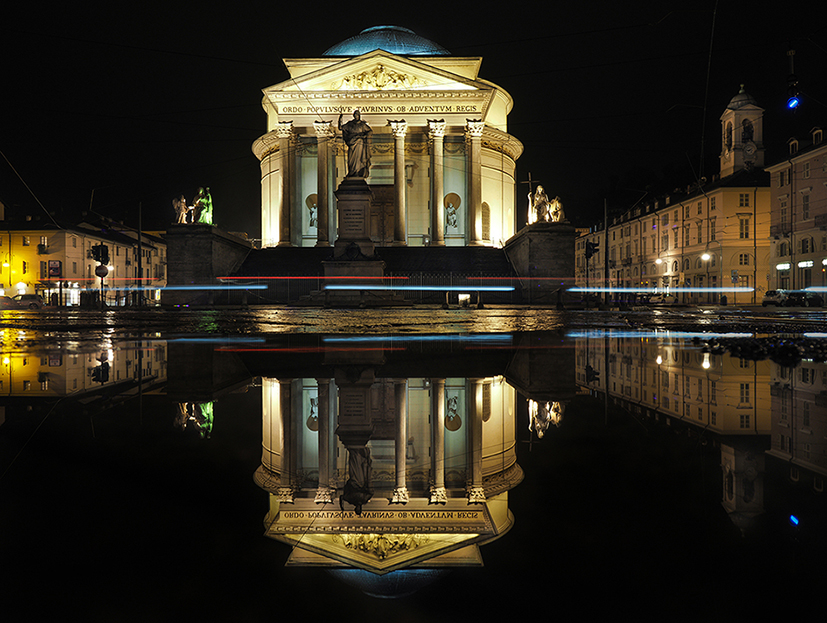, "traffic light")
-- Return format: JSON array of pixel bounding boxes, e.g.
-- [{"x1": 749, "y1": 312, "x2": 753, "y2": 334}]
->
[
  {"x1": 585, "y1": 241, "x2": 599, "y2": 259},
  {"x1": 91, "y1": 244, "x2": 110, "y2": 264}
]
